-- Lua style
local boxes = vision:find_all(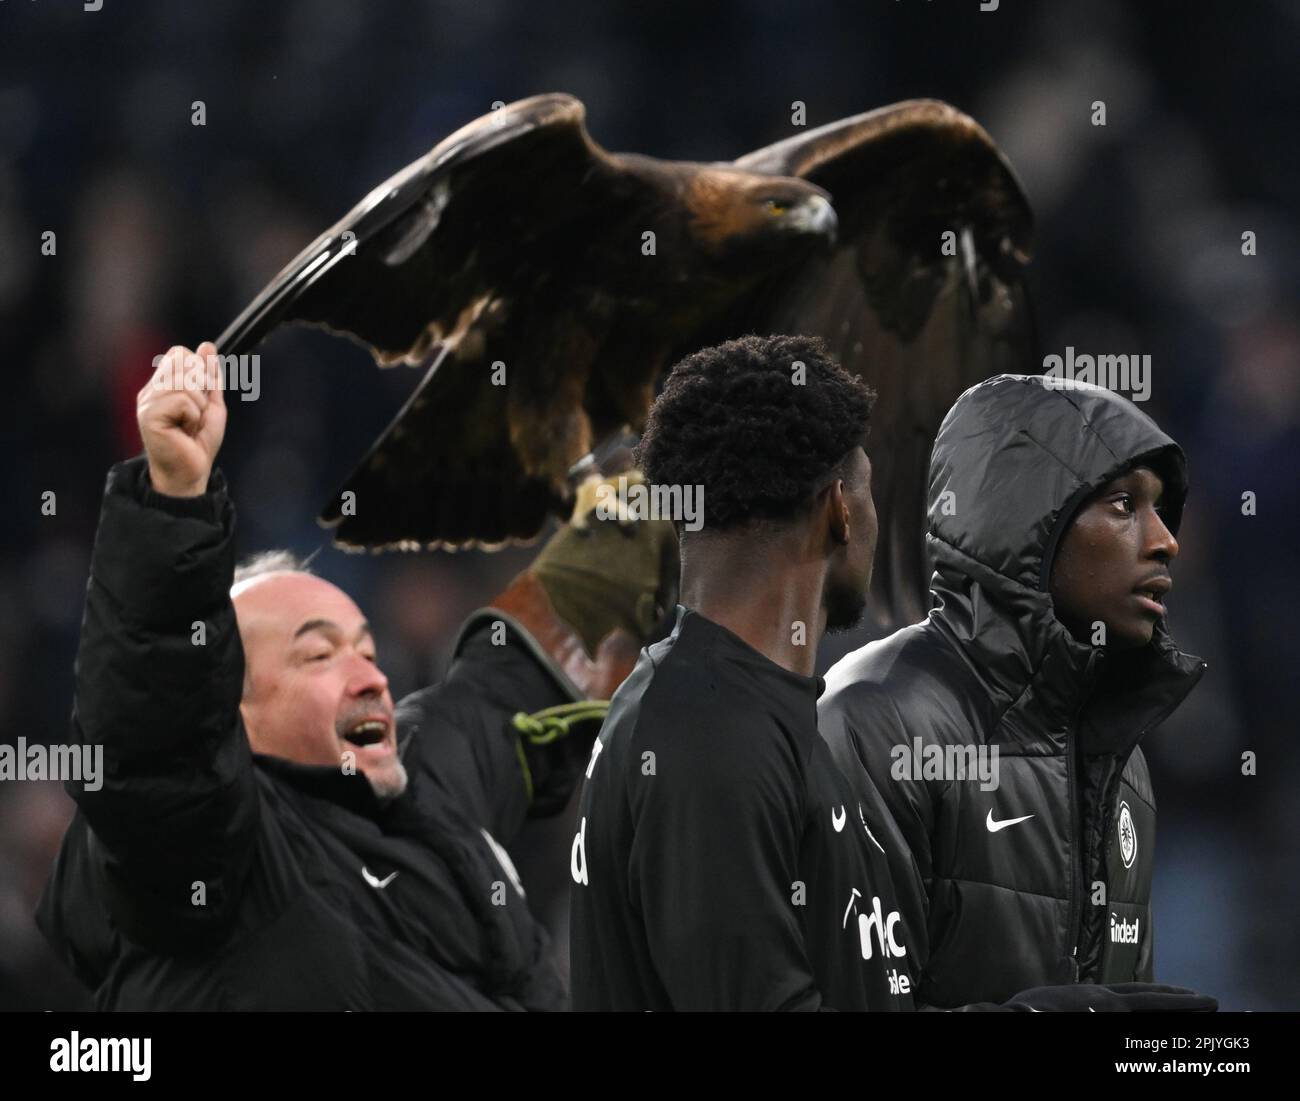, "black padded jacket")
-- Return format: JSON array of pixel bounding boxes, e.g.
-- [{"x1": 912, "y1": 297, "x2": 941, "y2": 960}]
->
[
  {"x1": 36, "y1": 457, "x2": 599, "y2": 1010},
  {"x1": 819, "y1": 375, "x2": 1205, "y2": 1008}
]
